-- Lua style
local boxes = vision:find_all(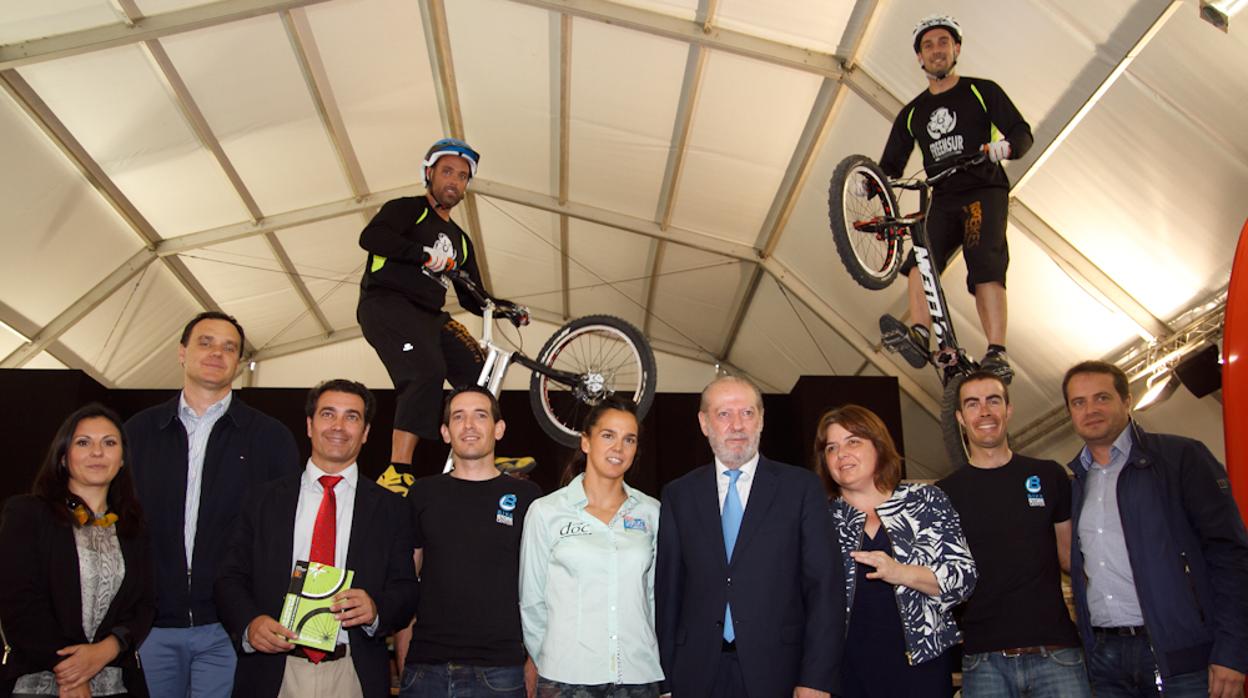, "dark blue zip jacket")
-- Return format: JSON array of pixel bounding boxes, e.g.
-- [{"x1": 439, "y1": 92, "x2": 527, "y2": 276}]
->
[
  {"x1": 1069, "y1": 422, "x2": 1248, "y2": 677},
  {"x1": 125, "y1": 394, "x2": 300, "y2": 628}
]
